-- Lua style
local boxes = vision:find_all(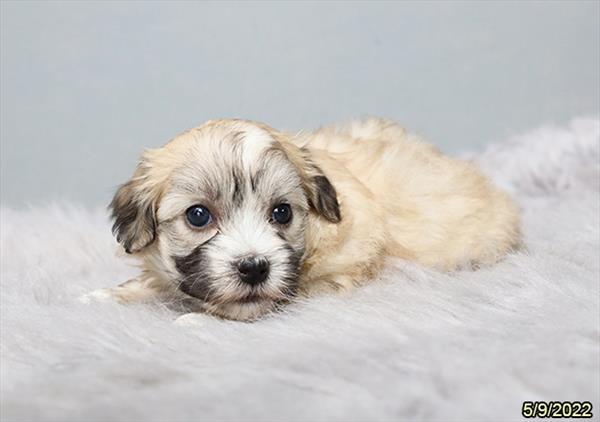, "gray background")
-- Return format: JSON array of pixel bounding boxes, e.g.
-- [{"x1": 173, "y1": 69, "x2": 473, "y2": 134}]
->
[{"x1": 1, "y1": 1, "x2": 599, "y2": 207}]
